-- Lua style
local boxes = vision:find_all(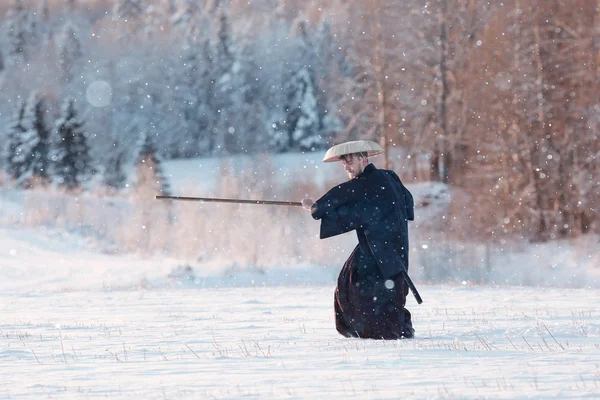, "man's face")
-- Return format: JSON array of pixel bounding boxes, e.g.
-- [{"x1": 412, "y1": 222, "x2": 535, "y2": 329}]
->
[{"x1": 340, "y1": 154, "x2": 366, "y2": 179}]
